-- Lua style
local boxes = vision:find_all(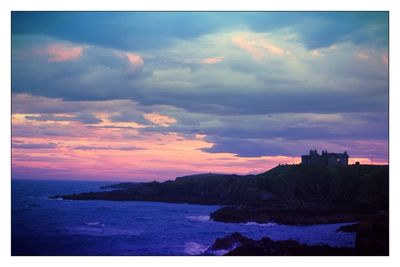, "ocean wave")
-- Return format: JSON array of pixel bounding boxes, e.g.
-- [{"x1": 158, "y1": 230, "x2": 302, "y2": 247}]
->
[
  {"x1": 48, "y1": 197, "x2": 63, "y2": 200},
  {"x1": 184, "y1": 241, "x2": 209, "y2": 255},
  {"x1": 84, "y1": 221, "x2": 105, "y2": 227},
  {"x1": 244, "y1": 222, "x2": 277, "y2": 226},
  {"x1": 187, "y1": 215, "x2": 210, "y2": 222},
  {"x1": 69, "y1": 223, "x2": 144, "y2": 236},
  {"x1": 209, "y1": 248, "x2": 230, "y2": 256}
]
